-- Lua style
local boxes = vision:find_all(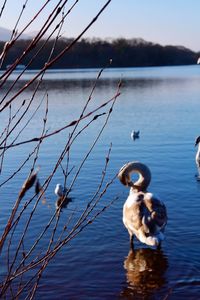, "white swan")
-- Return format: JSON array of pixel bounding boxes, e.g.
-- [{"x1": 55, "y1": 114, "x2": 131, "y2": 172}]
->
[
  {"x1": 195, "y1": 136, "x2": 200, "y2": 178},
  {"x1": 118, "y1": 161, "x2": 167, "y2": 249}
]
